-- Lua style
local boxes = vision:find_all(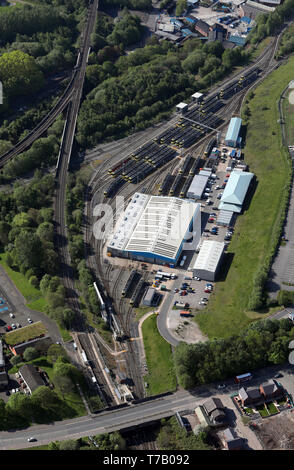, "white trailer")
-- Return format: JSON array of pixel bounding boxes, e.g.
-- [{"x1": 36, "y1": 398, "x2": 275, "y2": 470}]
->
[
  {"x1": 81, "y1": 349, "x2": 89, "y2": 365},
  {"x1": 156, "y1": 271, "x2": 176, "y2": 279}
]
